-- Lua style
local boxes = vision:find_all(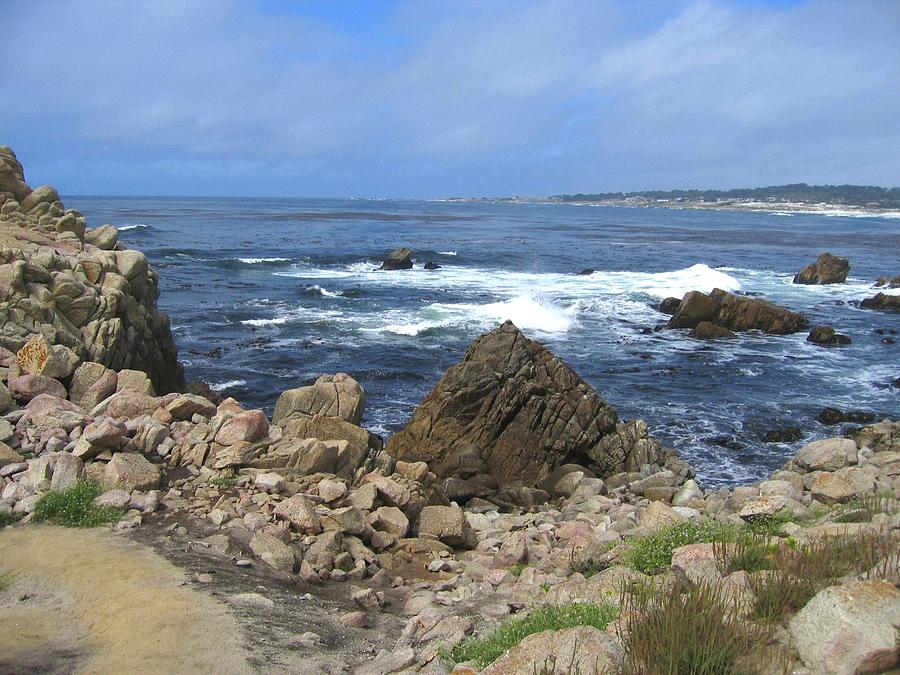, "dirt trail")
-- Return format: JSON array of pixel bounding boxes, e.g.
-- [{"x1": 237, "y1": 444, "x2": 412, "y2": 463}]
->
[{"x1": 0, "y1": 525, "x2": 251, "y2": 674}]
